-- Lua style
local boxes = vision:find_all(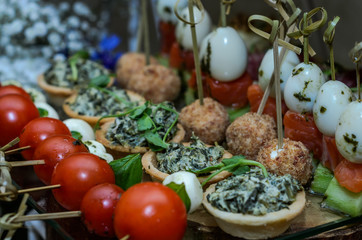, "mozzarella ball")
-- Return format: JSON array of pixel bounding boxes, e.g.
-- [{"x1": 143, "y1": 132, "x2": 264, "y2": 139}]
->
[
  {"x1": 24, "y1": 87, "x2": 47, "y2": 103},
  {"x1": 335, "y1": 101, "x2": 362, "y2": 163},
  {"x1": 258, "y1": 47, "x2": 300, "y2": 98},
  {"x1": 175, "y1": 6, "x2": 212, "y2": 50},
  {"x1": 313, "y1": 81, "x2": 352, "y2": 136},
  {"x1": 157, "y1": 0, "x2": 187, "y2": 24},
  {"x1": 63, "y1": 118, "x2": 95, "y2": 141},
  {"x1": 199, "y1": 27, "x2": 247, "y2": 82},
  {"x1": 163, "y1": 171, "x2": 203, "y2": 213},
  {"x1": 35, "y1": 102, "x2": 59, "y2": 119},
  {"x1": 83, "y1": 140, "x2": 114, "y2": 163},
  {"x1": 284, "y1": 62, "x2": 325, "y2": 113}
]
